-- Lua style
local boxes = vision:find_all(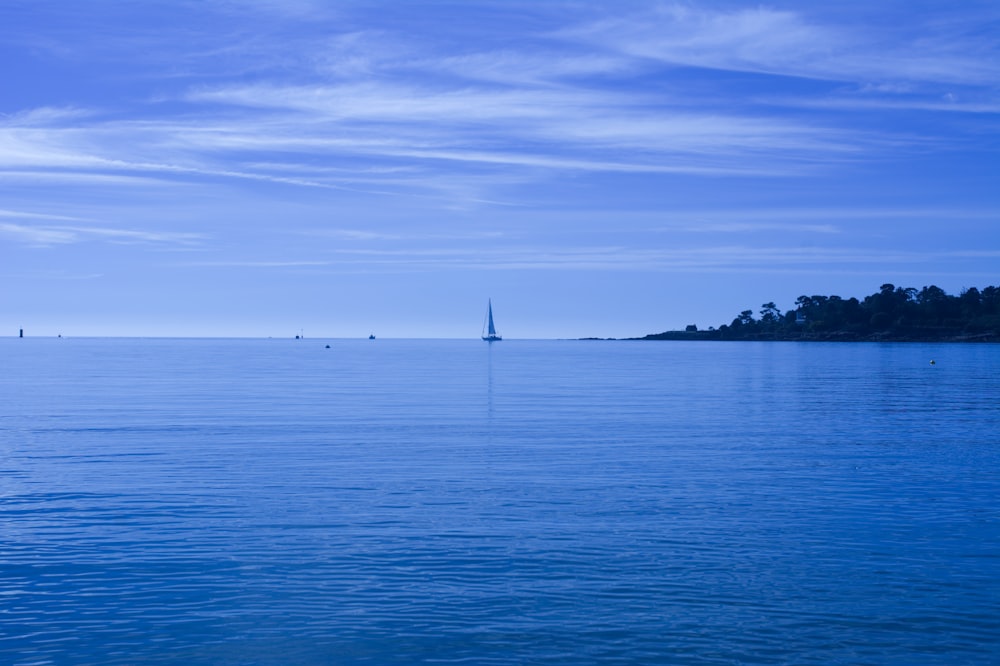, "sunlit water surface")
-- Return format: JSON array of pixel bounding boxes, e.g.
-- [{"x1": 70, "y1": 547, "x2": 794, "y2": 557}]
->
[{"x1": 2, "y1": 338, "x2": 998, "y2": 665}]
